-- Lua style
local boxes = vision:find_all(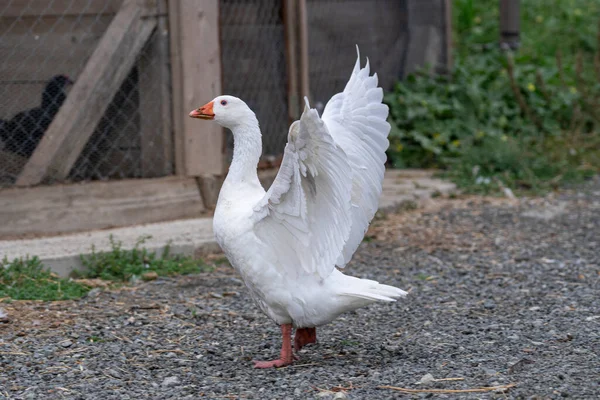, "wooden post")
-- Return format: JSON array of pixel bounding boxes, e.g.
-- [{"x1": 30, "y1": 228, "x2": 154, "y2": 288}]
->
[
  {"x1": 16, "y1": 0, "x2": 157, "y2": 186},
  {"x1": 168, "y1": 0, "x2": 186, "y2": 176},
  {"x1": 500, "y1": 0, "x2": 520, "y2": 50},
  {"x1": 139, "y1": 0, "x2": 173, "y2": 178},
  {"x1": 168, "y1": 0, "x2": 223, "y2": 177},
  {"x1": 283, "y1": 0, "x2": 300, "y2": 122},
  {"x1": 444, "y1": 0, "x2": 453, "y2": 70},
  {"x1": 297, "y1": 0, "x2": 310, "y2": 102}
]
